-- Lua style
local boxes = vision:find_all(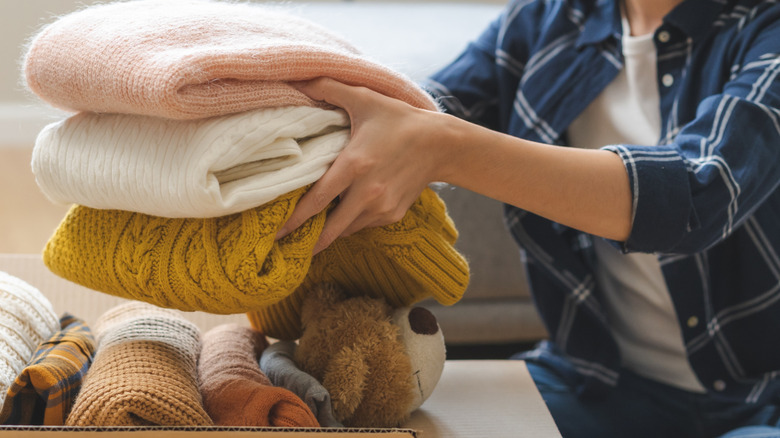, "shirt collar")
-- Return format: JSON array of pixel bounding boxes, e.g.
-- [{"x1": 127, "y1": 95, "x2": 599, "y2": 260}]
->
[
  {"x1": 576, "y1": 0, "x2": 622, "y2": 48},
  {"x1": 575, "y1": 0, "x2": 730, "y2": 48},
  {"x1": 663, "y1": 0, "x2": 729, "y2": 41}
]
